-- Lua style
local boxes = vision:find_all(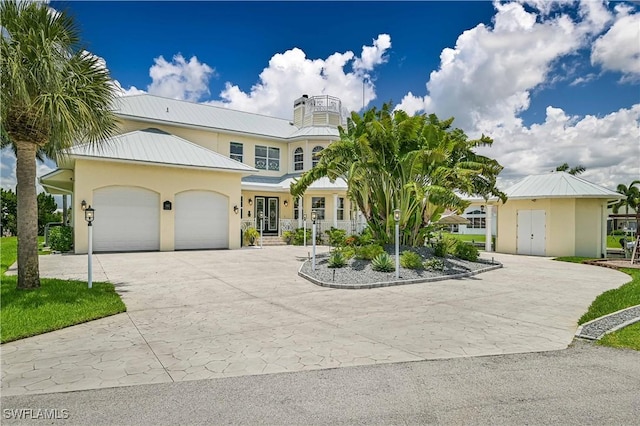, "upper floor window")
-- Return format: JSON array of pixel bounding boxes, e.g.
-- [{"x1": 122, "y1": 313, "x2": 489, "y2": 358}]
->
[
  {"x1": 255, "y1": 145, "x2": 280, "y2": 171},
  {"x1": 312, "y1": 146, "x2": 324, "y2": 167},
  {"x1": 230, "y1": 142, "x2": 243, "y2": 162},
  {"x1": 294, "y1": 147, "x2": 304, "y2": 171}
]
